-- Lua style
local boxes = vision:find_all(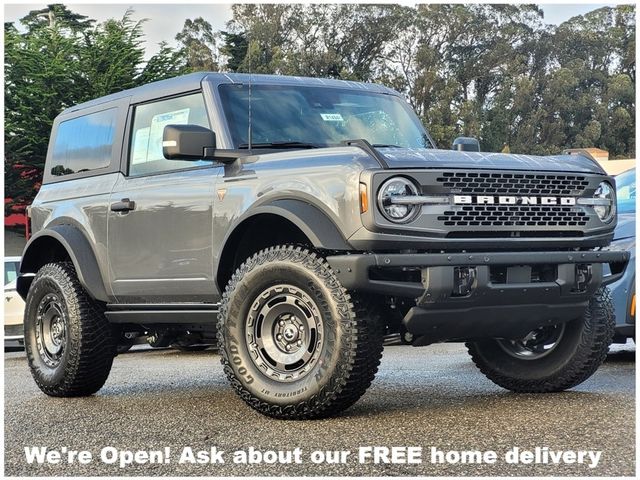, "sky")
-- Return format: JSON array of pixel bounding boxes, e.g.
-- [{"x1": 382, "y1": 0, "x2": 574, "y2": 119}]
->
[
  {"x1": 4, "y1": 3, "x2": 234, "y2": 59},
  {"x1": 3, "y1": 3, "x2": 624, "y2": 59}
]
